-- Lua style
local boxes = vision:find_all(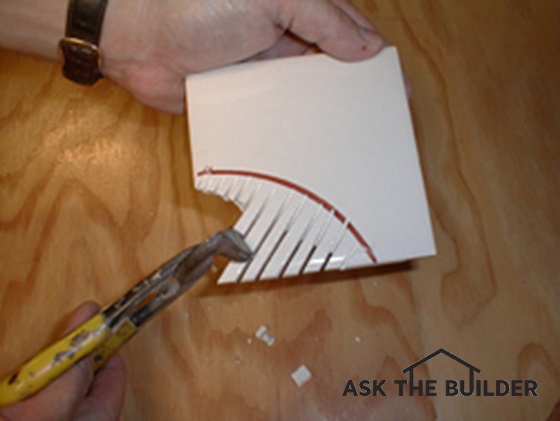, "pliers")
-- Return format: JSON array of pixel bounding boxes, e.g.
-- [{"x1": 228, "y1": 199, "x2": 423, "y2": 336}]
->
[{"x1": 0, "y1": 228, "x2": 252, "y2": 406}]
